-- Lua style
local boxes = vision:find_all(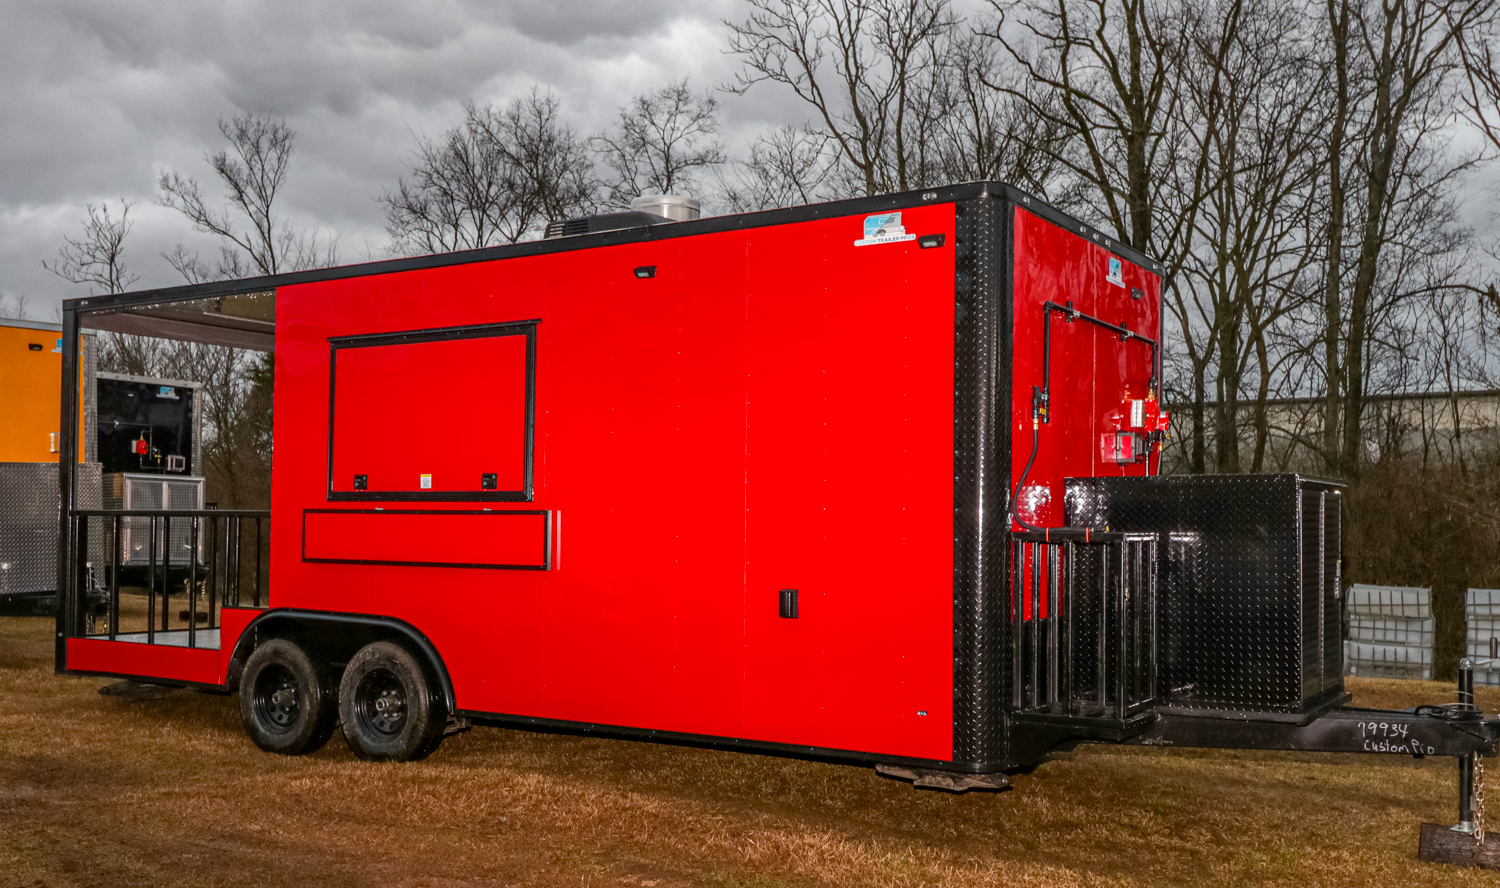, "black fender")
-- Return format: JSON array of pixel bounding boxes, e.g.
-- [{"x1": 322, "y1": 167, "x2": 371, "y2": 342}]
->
[{"x1": 226, "y1": 609, "x2": 456, "y2": 714}]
